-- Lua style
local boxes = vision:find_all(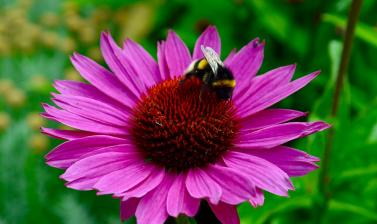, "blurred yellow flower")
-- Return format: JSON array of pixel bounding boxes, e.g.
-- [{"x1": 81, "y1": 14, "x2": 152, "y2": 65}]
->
[
  {"x1": 65, "y1": 15, "x2": 84, "y2": 32},
  {"x1": 0, "y1": 112, "x2": 11, "y2": 132},
  {"x1": 27, "y1": 113, "x2": 45, "y2": 130},
  {"x1": 64, "y1": 68, "x2": 82, "y2": 81},
  {"x1": 119, "y1": 3, "x2": 154, "y2": 40},
  {"x1": 58, "y1": 37, "x2": 76, "y2": 53},
  {"x1": 80, "y1": 27, "x2": 97, "y2": 45},
  {"x1": 87, "y1": 47, "x2": 102, "y2": 61},
  {"x1": 29, "y1": 134, "x2": 49, "y2": 154},
  {"x1": 41, "y1": 31, "x2": 59, "y2": 48},
  {"x1": 40, "y1": 12, "x2": 59, "y2": 28},
  {"x1": 5, "y1": 88, "x2": 26, "y2": 108},
  {"x1": 30, "y1": 75, "x2": 49, "y2": 92},
  {"x1": 0, "y1": 79, "x2": 14, "y2": 94}
]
